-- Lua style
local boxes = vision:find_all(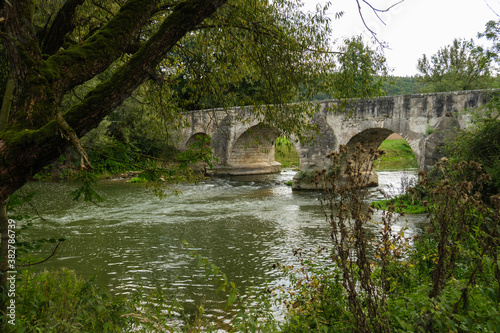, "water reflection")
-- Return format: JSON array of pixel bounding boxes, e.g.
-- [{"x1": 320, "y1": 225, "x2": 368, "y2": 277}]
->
[{"x1": 17, "y1": 169, "x2": 426, "y2": 325}]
